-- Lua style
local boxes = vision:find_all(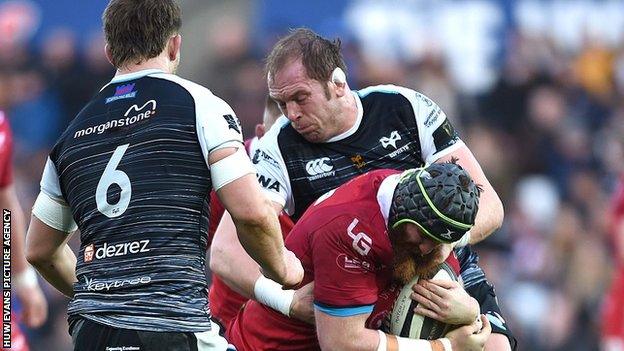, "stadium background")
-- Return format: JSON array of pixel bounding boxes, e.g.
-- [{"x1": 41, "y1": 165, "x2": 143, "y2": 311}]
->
[{"x1": 1, "y1": 0, "x2": 623, "y2": 350}]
